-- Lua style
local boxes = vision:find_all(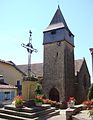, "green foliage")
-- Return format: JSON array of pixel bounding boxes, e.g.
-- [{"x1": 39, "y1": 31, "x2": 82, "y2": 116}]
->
[
  {"x1": 35, "y1": 83, "x2": 42, "y2": 95},
  {"x1": 88, "y1": 109, "x2": 93, "y2": 117},
  {"x1": 14, "y1": 96, "x2": 24, "y2": 107},
  {"x1": 88, "y1": 83, "x2": 93, "y2": 100},
  {"x1": 33, "y1": 98, "x2": 42, "y2": 104}
]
